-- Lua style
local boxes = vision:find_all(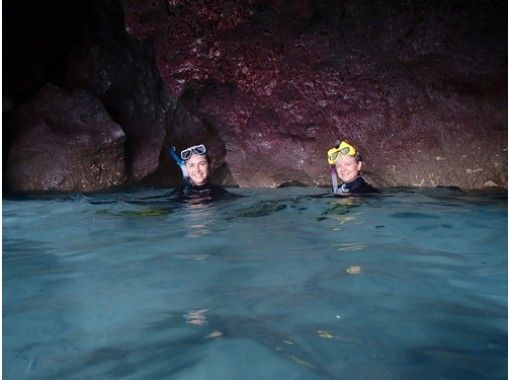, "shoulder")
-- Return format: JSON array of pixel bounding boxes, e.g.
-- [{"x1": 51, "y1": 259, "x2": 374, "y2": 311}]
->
[
  {"x1": 206, "y1": 184, "x2": 235, "y2": 200},
  {"x1": 168, "y1": 186, "x2": 186, "y2": 199},
  {"x1": 351, "y1": 176, "x2": 377, "y2": 193},
  {"x1": 335, "y1": 177, "x2": 377, "y2": 196}
]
